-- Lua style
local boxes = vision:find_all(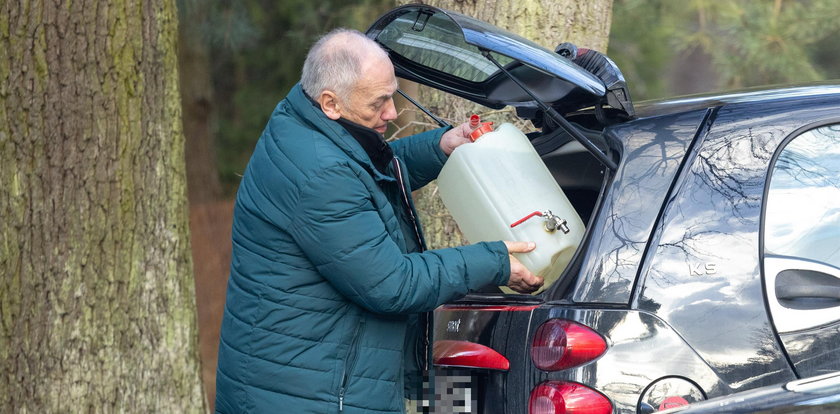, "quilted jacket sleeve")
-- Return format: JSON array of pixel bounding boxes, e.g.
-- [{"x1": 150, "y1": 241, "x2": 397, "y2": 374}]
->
[
  {"x1": 287, "y1": 162, "x2": 510, "y2": 315},
  {"x1": 389, "y1": 127, "x2": 450, "y2": 190}
]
